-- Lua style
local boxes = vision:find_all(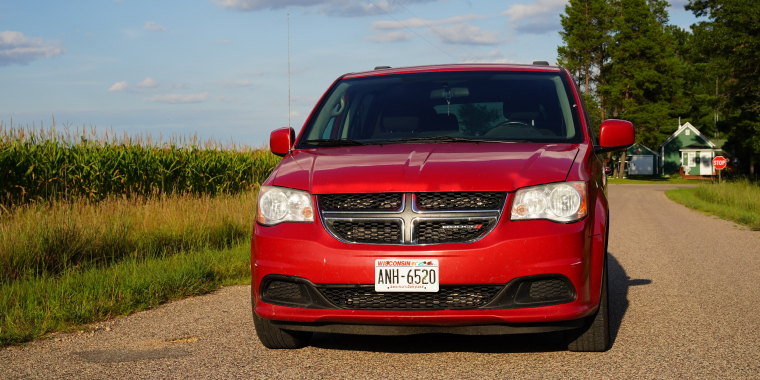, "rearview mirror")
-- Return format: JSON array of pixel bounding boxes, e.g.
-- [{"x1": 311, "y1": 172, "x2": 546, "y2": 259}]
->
[
  {"x1": 270, "y1": 127, "x2": 296, "y2": 157},
  {"x1": 430, "y1": 87, "x2": 469, "y2": 99},
  {"x1": 595, "y1": 119, "x2": 634, "y2": 154}
]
